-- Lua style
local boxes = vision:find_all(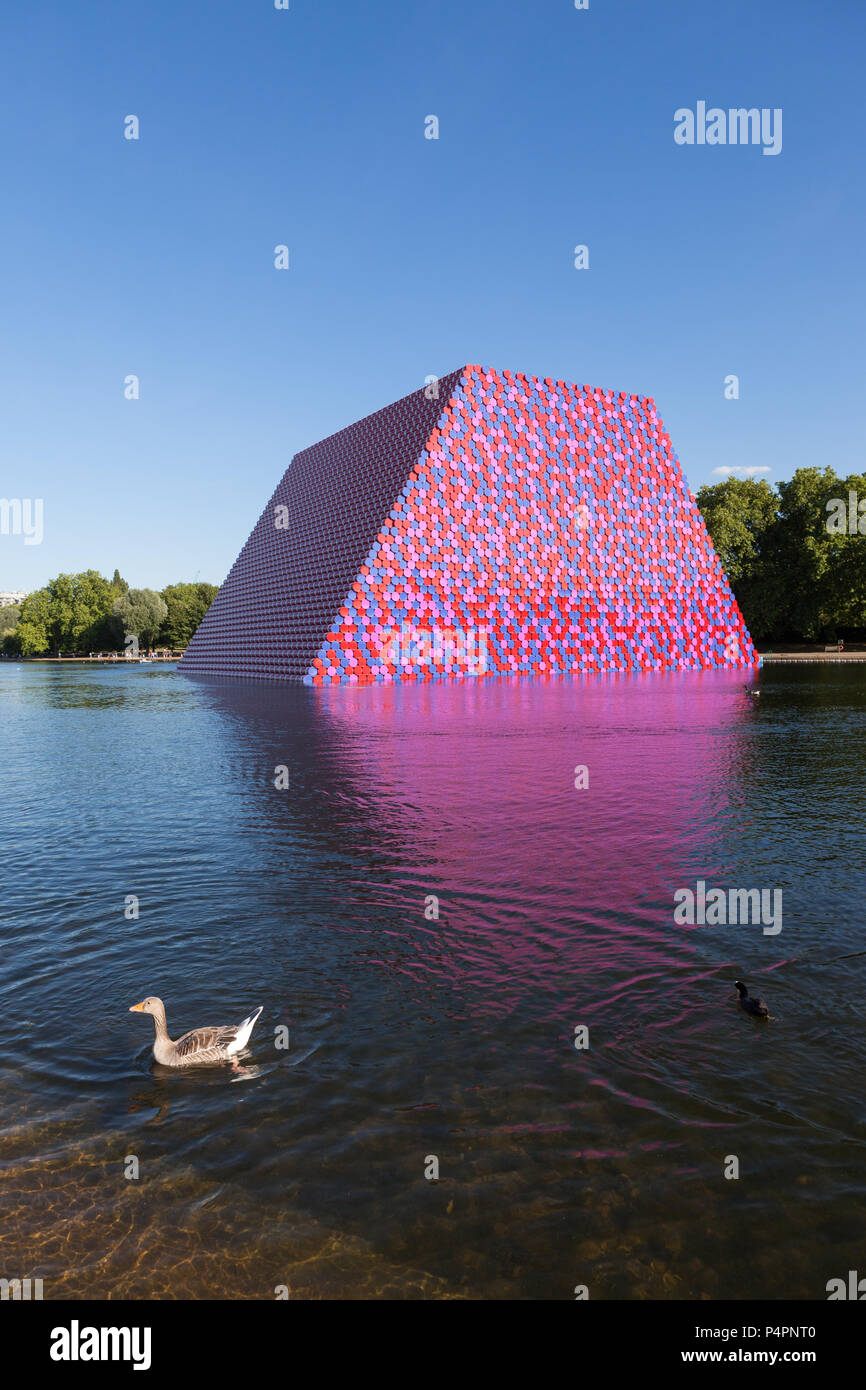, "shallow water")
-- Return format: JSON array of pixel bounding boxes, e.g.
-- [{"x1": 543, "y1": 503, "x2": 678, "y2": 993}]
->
[{"x1": 1, "y1": 662, "x2": 864, "y2": 1299}]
